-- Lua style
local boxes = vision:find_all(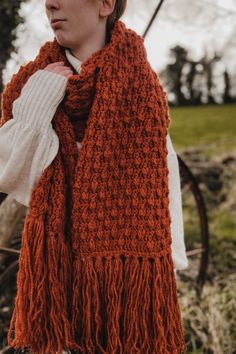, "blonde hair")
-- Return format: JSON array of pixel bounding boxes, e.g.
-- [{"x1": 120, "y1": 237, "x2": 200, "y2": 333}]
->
[{"x1": 106, "y1": 0, "x2": 127, "y2": 42}]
